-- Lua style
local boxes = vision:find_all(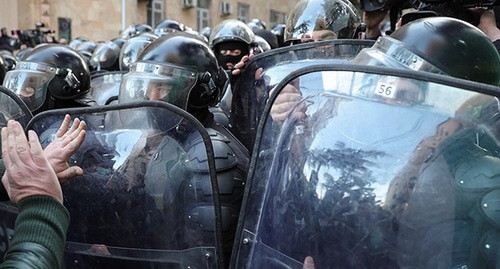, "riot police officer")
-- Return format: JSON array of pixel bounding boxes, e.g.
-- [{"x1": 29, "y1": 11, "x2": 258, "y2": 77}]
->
[
  {"x1": 351, "y1": 16, "x2": 500, "y2": 86},
  {"x1": 118, "y1": 31, "x2": 249, "y2": 265},
  {"x1": 2, "y1": 44, "x2": 91, "y2": 115},
  {"x1": 209, "y1": 19, "x2": 255, "y2": 80}
]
